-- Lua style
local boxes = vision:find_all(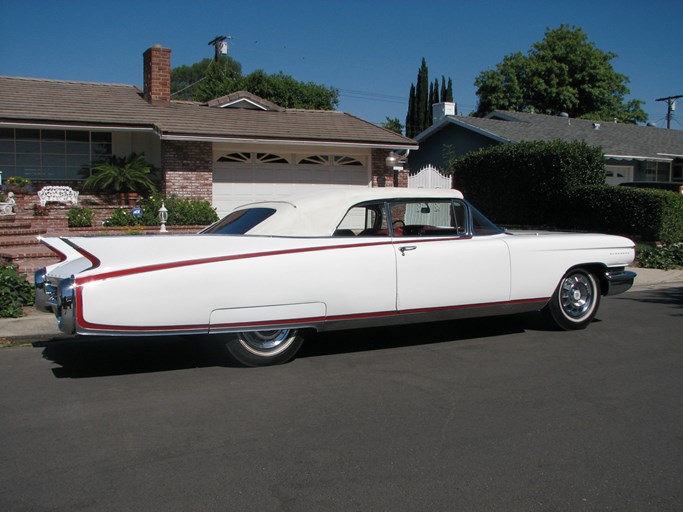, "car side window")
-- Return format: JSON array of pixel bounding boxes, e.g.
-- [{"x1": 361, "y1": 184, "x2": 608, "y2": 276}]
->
[
  {"x1": 469, "y1": 203, "x2": 503, "y2": 236},
  {"x1": 335, "y1": 202, "x2": 389, "y2": 236},
  {"x1": 389, "y1": 200, "x2": 465, "y2": 237},
  {"x1": 202, "y1": 208, "x2": 276, "y2": 234}
]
